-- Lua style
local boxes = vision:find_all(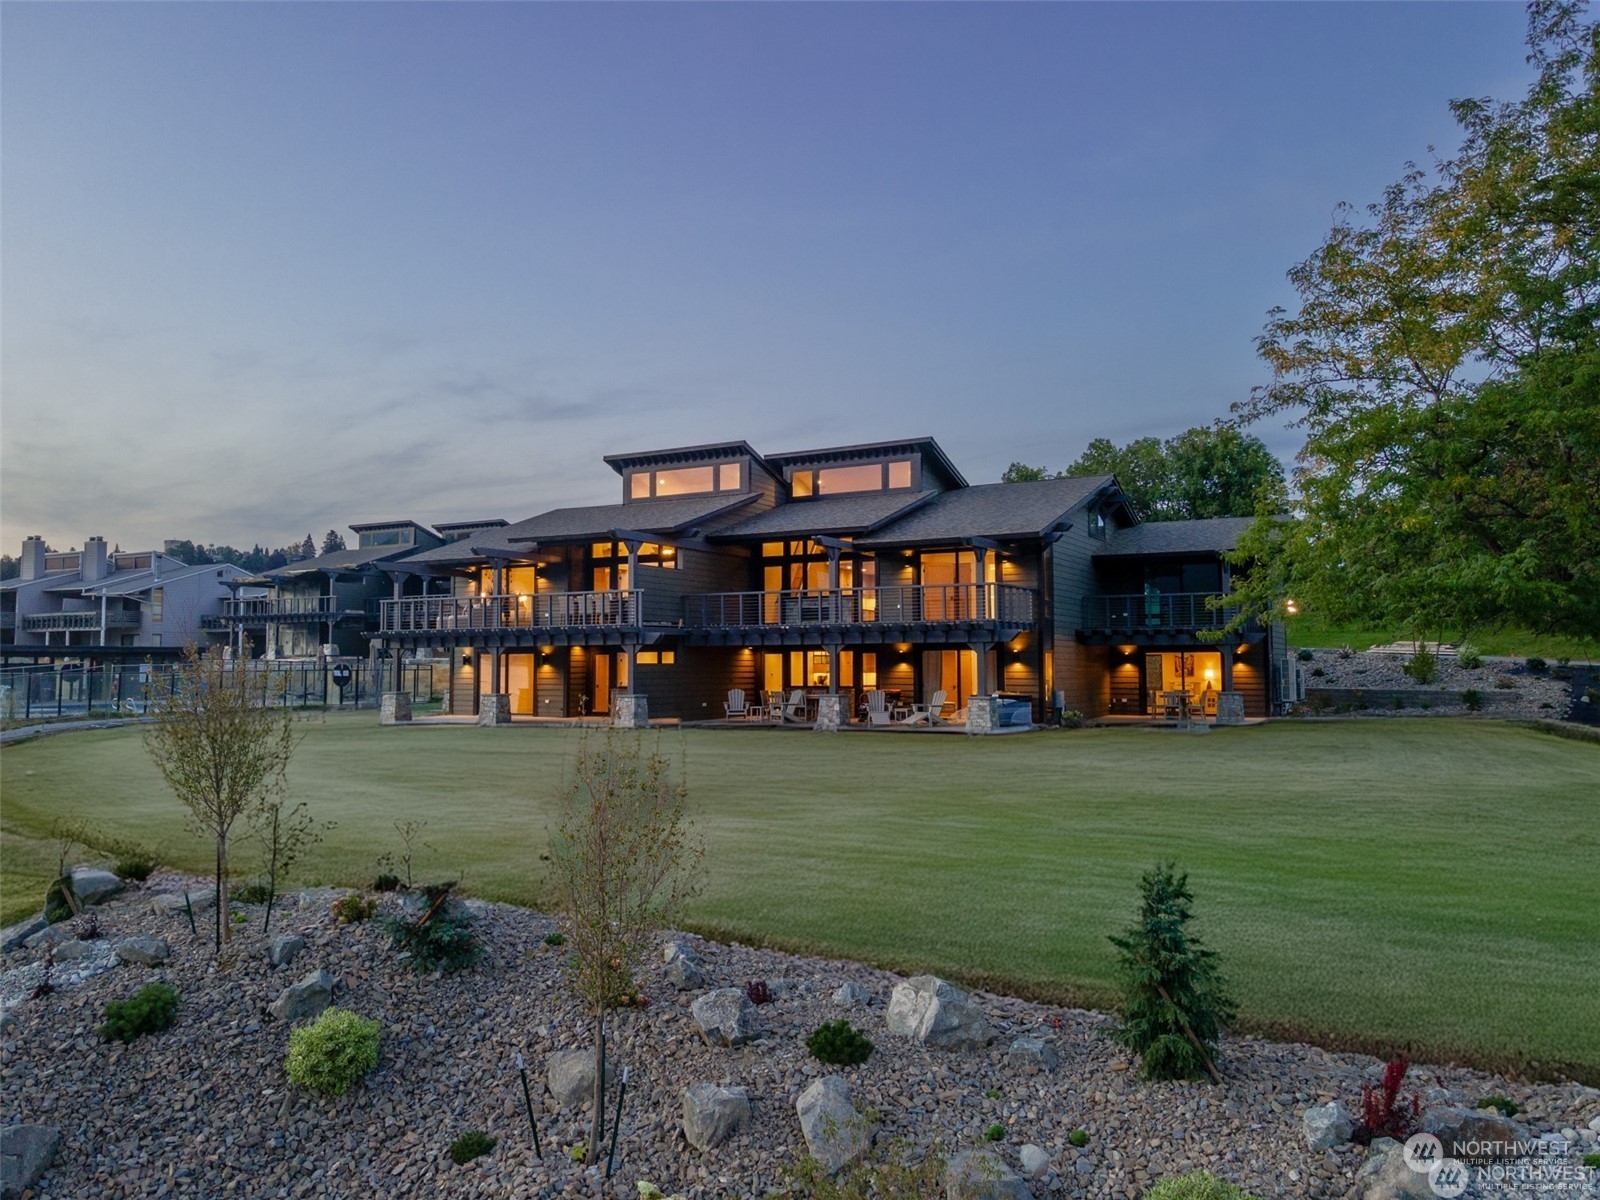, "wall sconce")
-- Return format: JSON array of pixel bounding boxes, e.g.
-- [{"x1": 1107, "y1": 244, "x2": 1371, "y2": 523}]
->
[{"x1": 461, "y1": 649, "x2": 474, "y2": 666}]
